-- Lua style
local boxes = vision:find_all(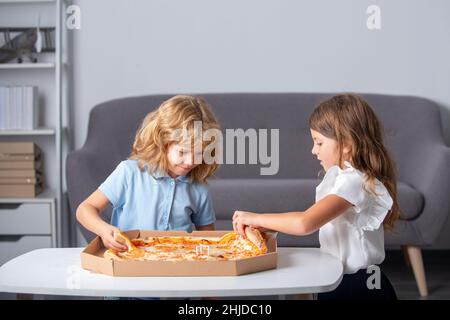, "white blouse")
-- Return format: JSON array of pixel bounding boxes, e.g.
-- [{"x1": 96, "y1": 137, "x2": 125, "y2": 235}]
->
[{"x1": 316, "y1": 161, "x2": 393, "y2": 274}]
